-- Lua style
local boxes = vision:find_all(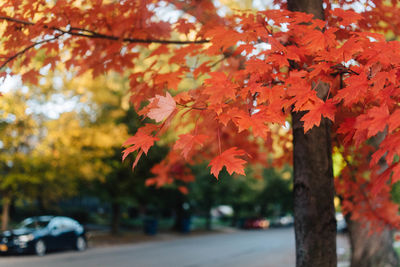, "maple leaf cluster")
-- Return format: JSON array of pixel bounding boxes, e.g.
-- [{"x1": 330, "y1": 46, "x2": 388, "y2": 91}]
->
[{"x1": 3, "y1": 0, "x2": 400, "y2": 227}]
